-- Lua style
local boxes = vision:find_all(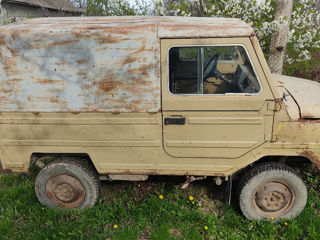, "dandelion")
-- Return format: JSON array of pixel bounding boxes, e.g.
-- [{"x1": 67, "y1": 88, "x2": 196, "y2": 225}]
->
[
  {"x1": 204, "y1": 226, "x2": 208, "y2": 230},
  {"x1": 189, "y1": 196, "x2": 194, "y2": 201},
  {"x1": 113, "y1": 224, "x2": 118, "y2": 229},
  {"x1": 284, "y1": 222, "x2": 288, "y2": 226},
  {"x1": 192, "y1": 201, "x2": 195, "y2": 205},
  {"x1": 41, "y1": 207, "x2": 45, "y2": 211},
  {"x1": 270, "y1": 216, "x2": 275, "y2": 221},
  {"x1": 159, "y1": 194, "x2": 164, "y2": 200}
]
